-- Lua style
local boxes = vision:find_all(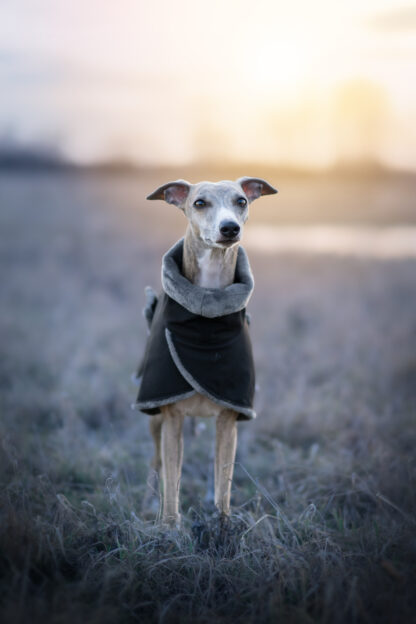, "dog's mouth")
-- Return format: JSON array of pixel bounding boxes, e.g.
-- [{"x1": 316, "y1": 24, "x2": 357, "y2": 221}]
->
[{"x1": 216, "y1": 237, "x2": 240, "y2": 247}]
